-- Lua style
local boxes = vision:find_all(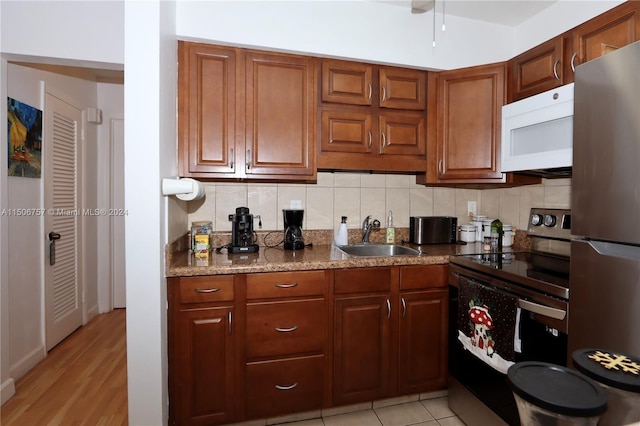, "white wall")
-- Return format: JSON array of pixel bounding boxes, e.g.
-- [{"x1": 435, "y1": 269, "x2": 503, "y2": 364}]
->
[
  {"x1": 0, "y1": 0, "x2": 123, "y2": 69},
  {"x1": 176, "y1": 0, "x2": 514, "y2": 70},
  {"x1": 124, "y1": 1, "x2": 176, "y2": 424}
]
